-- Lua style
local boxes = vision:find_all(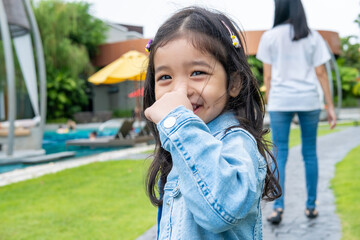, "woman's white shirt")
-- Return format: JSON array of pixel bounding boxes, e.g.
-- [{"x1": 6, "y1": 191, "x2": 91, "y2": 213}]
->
[{"x1": 256, "y1": 24, "x2": 331, "y2": 111}]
